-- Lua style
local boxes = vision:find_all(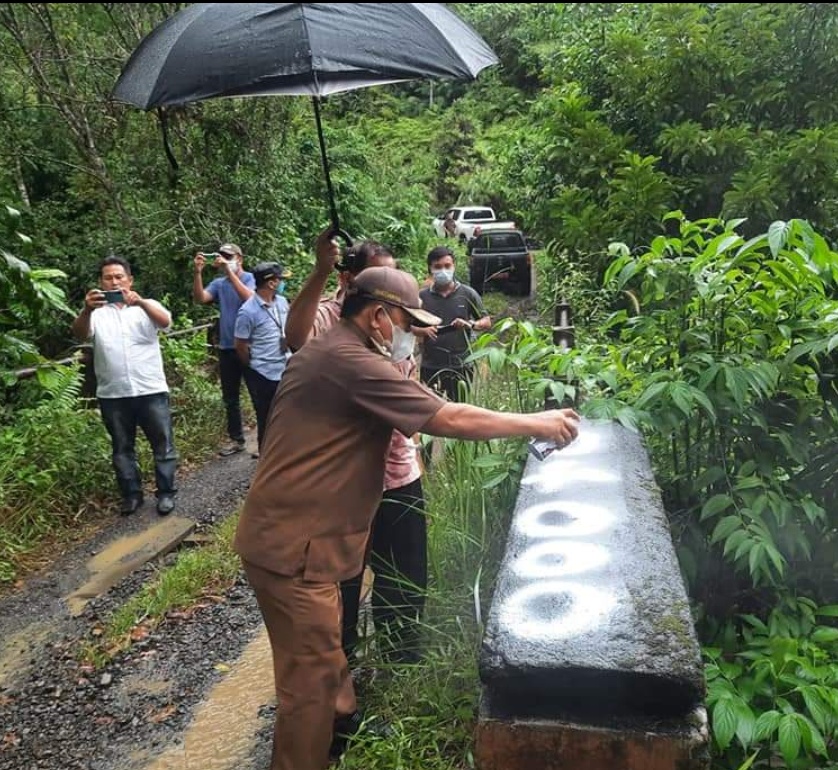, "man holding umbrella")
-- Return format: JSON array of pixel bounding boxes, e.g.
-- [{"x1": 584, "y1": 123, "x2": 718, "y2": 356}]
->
[
  {"x1": 235, "y1": 231, "x2": 580, "y2": 770},
  {"x1": 286, "y1": 238, "x2": 431, "y2": 669}
]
